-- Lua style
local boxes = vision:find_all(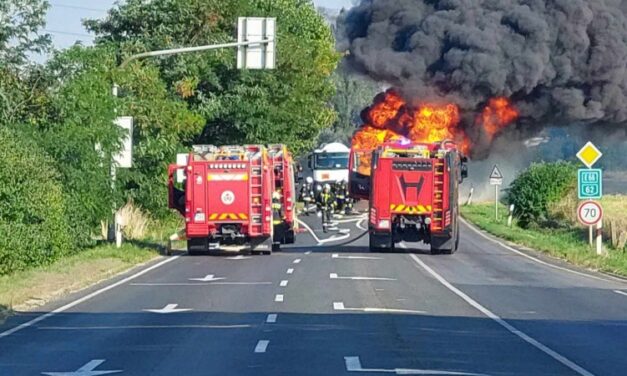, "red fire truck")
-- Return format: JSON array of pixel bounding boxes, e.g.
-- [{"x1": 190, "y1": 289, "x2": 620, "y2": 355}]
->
[
  {"x1": 268, "y1": 144, "x2": 297, "y2": 246},
  {"x1": 350, "y1": 141, "x2": 468, "y2": 254},
  {"x1": 168, "y1": 144, "x2": 289, "y2": 255}
]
